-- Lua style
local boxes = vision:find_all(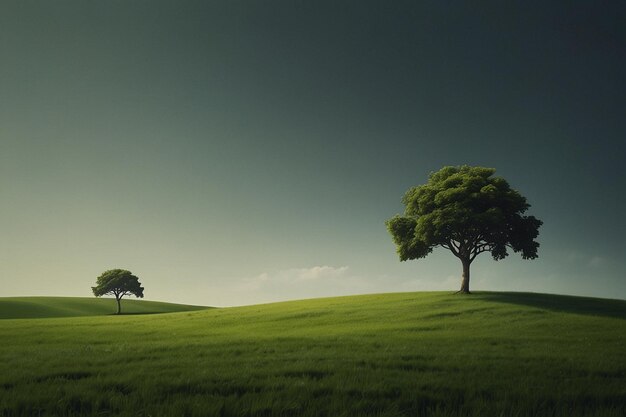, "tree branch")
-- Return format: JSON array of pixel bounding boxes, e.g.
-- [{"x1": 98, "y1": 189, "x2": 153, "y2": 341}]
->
[
  {"x1": 470, "y1": 243, "x2": 493, "y2": 261},
  {"x1": 448, "y1": 240, "x2": 460, "y2": 256}
]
